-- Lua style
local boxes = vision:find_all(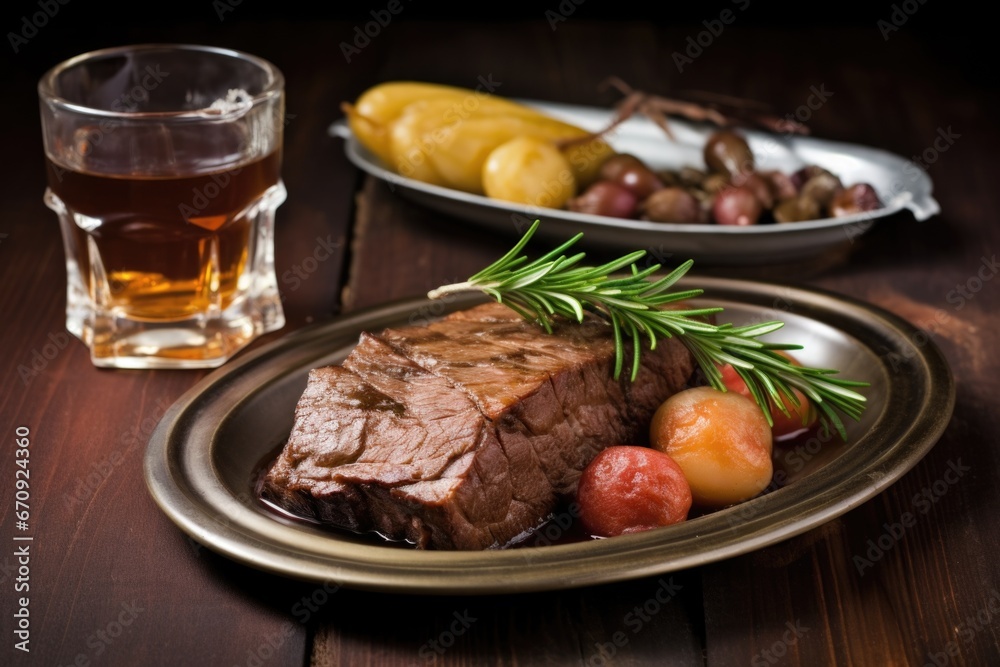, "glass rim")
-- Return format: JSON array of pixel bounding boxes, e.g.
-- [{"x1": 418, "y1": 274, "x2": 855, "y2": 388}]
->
[{"x1": 38, "y1": 43, "x2": 284, "y2": 121}]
